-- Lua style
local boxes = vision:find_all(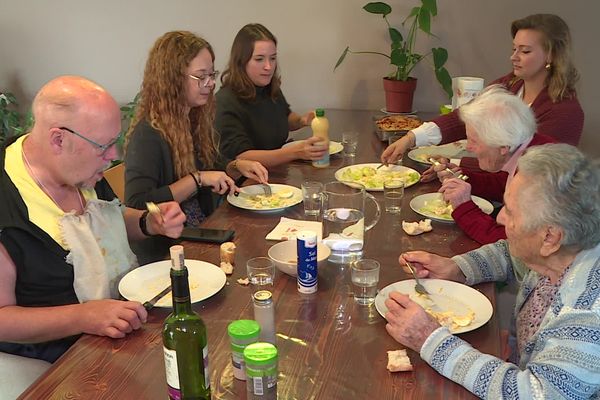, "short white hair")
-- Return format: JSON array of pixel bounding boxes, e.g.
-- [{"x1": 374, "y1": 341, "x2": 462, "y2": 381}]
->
[
  {"x1": 459, "y1": 85, "x2": 536, "y2": 152},
  {"x1": 517, "y1": 144, "x2": 600, "y2": 250}
]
